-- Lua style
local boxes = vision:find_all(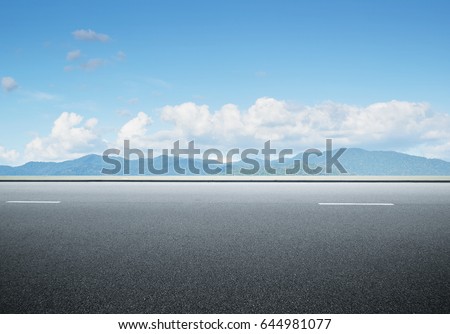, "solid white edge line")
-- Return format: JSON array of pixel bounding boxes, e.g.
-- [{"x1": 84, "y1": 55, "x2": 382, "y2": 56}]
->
[
  {"x1": 318, "y1": 202, "x2": 394, "y2": 206},
  {"x1": 6, "y1": 201, "x2": 61, "y2": 204}
]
